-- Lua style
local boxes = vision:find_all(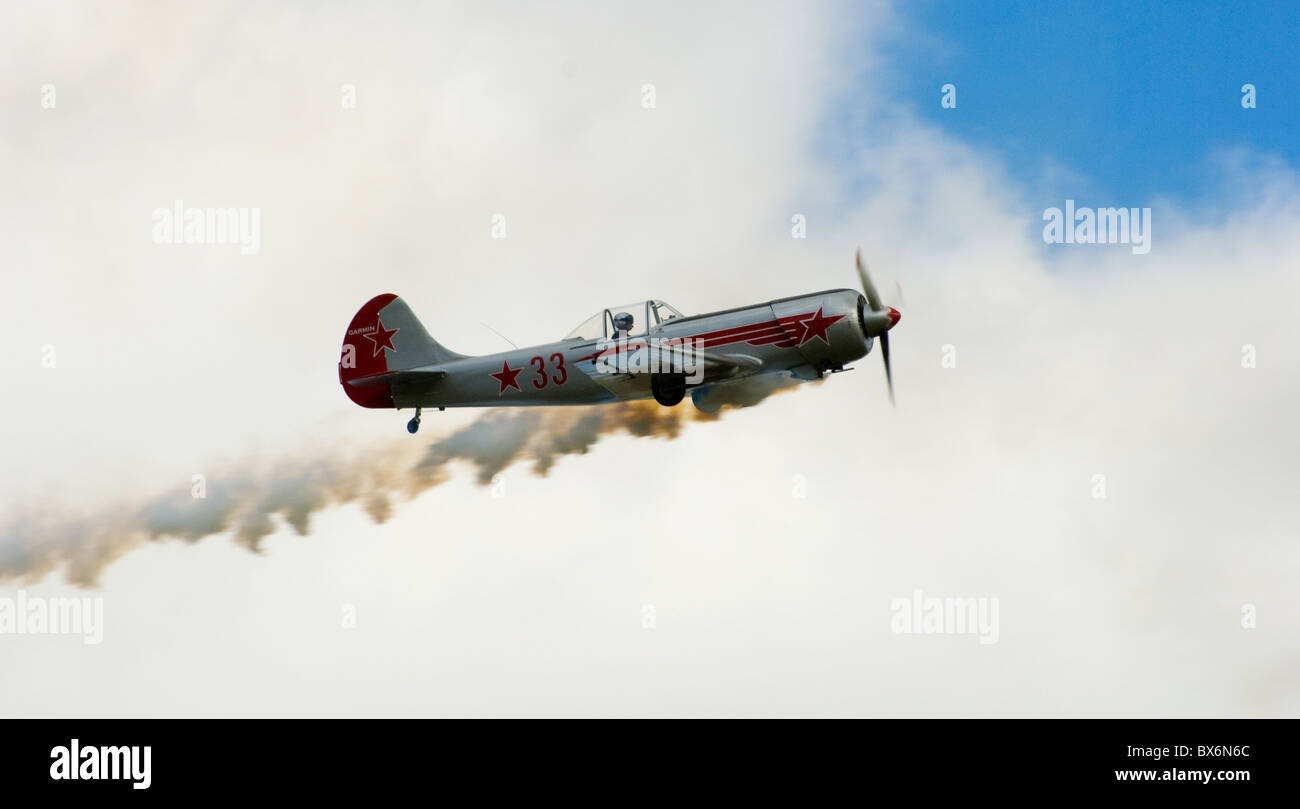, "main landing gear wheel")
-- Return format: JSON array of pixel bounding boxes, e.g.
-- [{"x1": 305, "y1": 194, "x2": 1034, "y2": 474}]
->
[
  {"x1": 407, "y1": 408, "x2": 422, "y2": 434},
  {"x1": 651, "y1": 372, "x2": 686, "y2": 407}
]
